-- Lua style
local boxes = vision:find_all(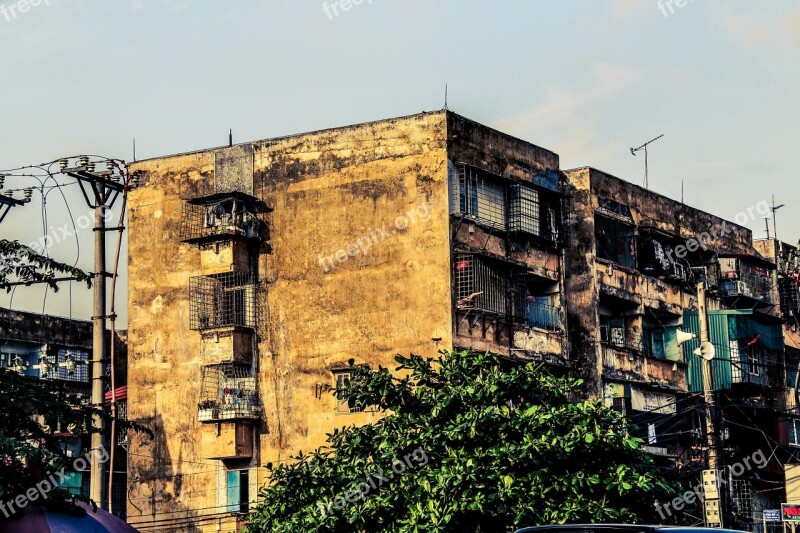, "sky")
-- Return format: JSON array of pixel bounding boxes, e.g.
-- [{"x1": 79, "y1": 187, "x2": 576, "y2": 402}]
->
[{"x1": 0, "y1": 0, "x2": 798, "y2": 325}]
